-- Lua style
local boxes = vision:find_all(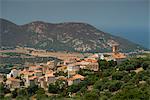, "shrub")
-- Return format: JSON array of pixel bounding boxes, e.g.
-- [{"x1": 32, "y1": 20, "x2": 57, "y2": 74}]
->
[
  {"x1": 141, "y1": 61, "x2": 149, "y2": 70},
  {"x1": 83, "y1": 91, "x2": 99, "y2": 100},
  {"x1": 108, "y1": 81, "x2": 122, "y2": 92},
  {"x1": 112, "y1": 71, "x2": 125, "y2": 80},
  {"x1": 125, "y1": 64, "x2": 135, "y2": 71}
]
